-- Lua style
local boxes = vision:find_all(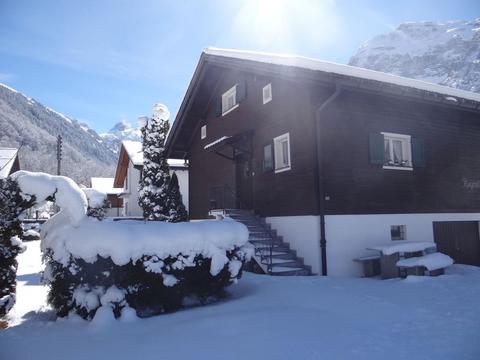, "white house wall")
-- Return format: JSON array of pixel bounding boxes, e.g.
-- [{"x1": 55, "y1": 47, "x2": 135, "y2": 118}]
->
[
  {"x1": 122, "y1": 164, "x2": 189, "y2": 217},
  {"x1": 266, "y1": 216, "x2": 321, "y2": 275},
  {"x1": 172, "y1": 169, "x2": 189, "y2": 211},
  {"x1": 267, "y1": 213, "x2": 480, "y2": 277},
  {"x1": 123, "y1": 162, "x2": 142, "y2": 217}
]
